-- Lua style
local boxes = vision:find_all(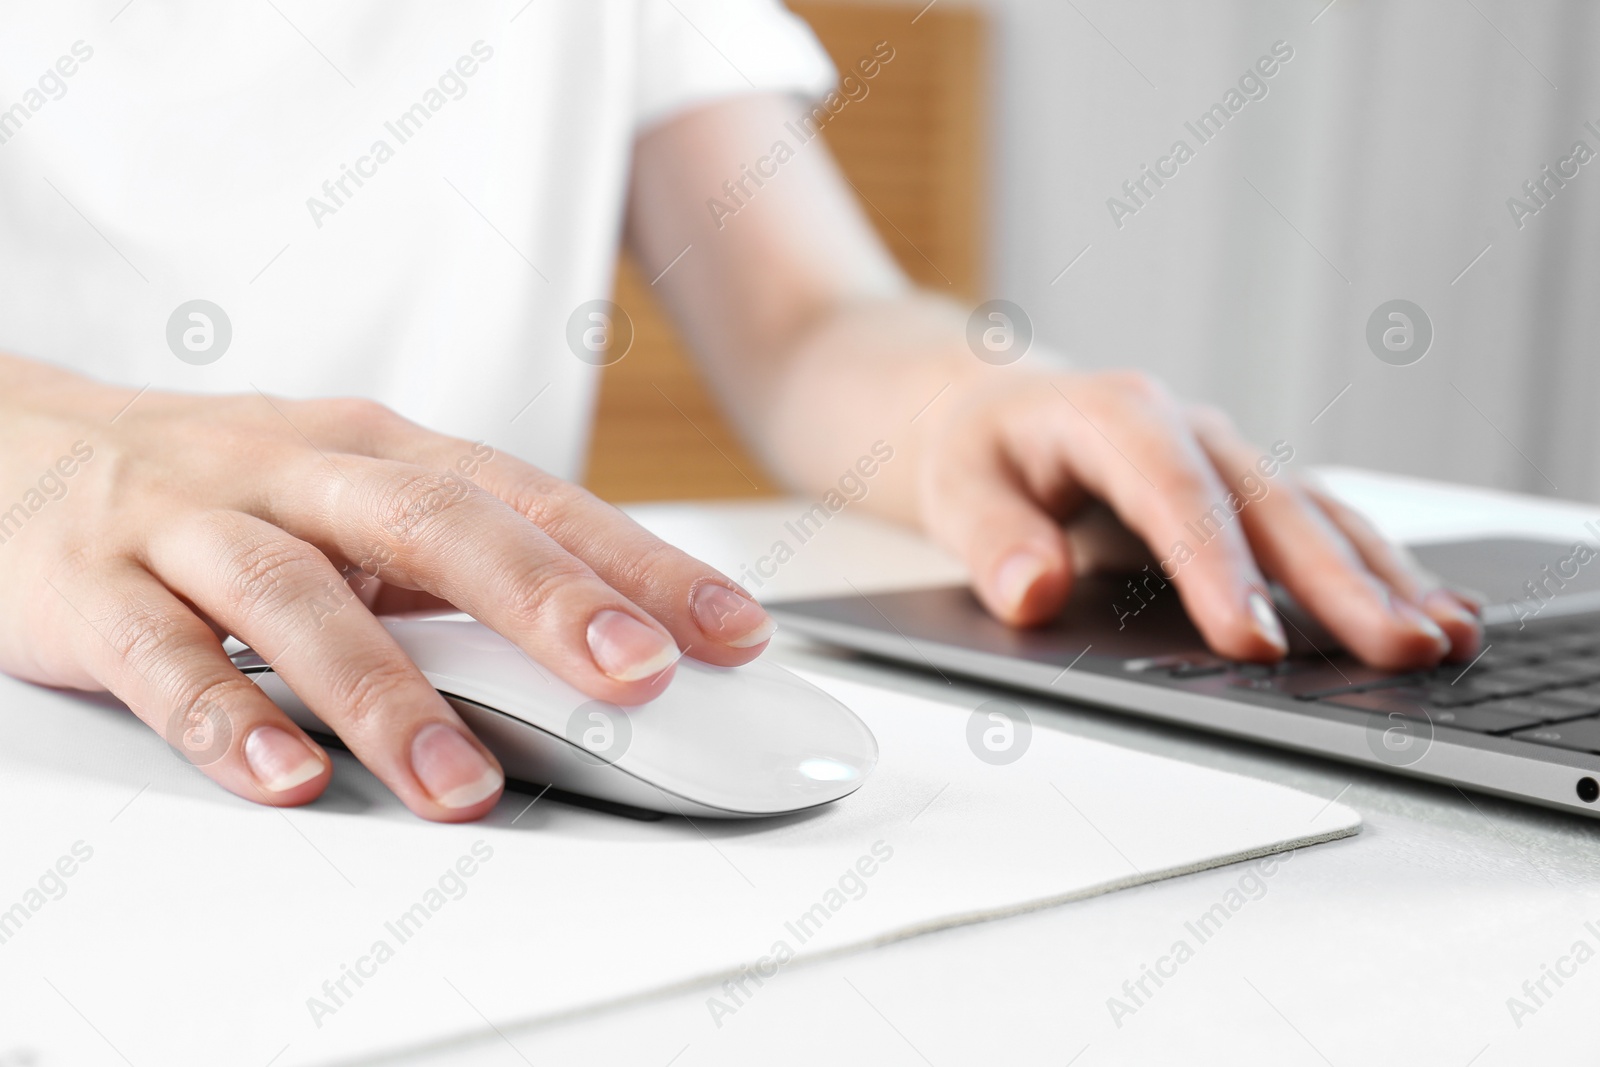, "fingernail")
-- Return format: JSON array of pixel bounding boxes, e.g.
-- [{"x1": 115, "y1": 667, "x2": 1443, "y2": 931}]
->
[
  {"x1": 1248, "y1": 592, "x2": 1289, "y2": 654},
  {"x1": 1392, "y1": 593, "x2": 1450, "y2": 650},
  {"x1": 411, "y1": 722, "x2": 502, "y2": 809},
  {"x1": 995, "y1": 551, "x2": 1049, "y2": 615},
  {"x1": 1423, "y1": 589, "x2": 1480, "y2": 630},
  {"x1": 693, "y1": 584, "x2": 777, "y2": 648},
  {"x1": 1447, "y1": 587, "x2": 1487, "y2": 617},
  {"x1": 244, "y1": 726, "x2": 325, "y2": 793},
  {"x1": 587, "y1": 609, "x2": 680, "y2": 681}
]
